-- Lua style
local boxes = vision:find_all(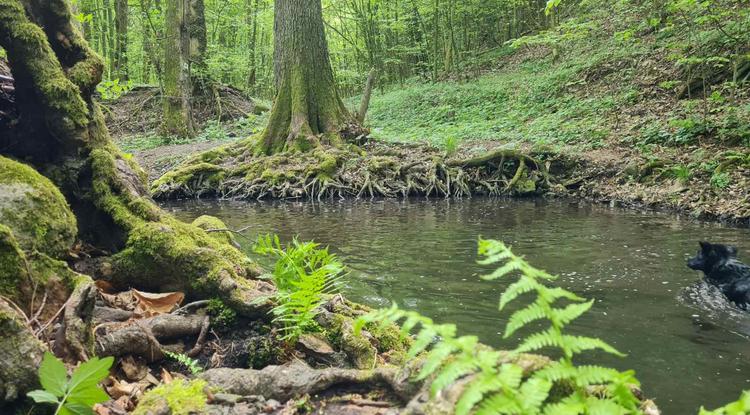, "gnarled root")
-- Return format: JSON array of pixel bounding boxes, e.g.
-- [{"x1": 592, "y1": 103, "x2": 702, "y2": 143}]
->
[{"x1": 200, "y1": 360, "x2": 409, "y2": 402}]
